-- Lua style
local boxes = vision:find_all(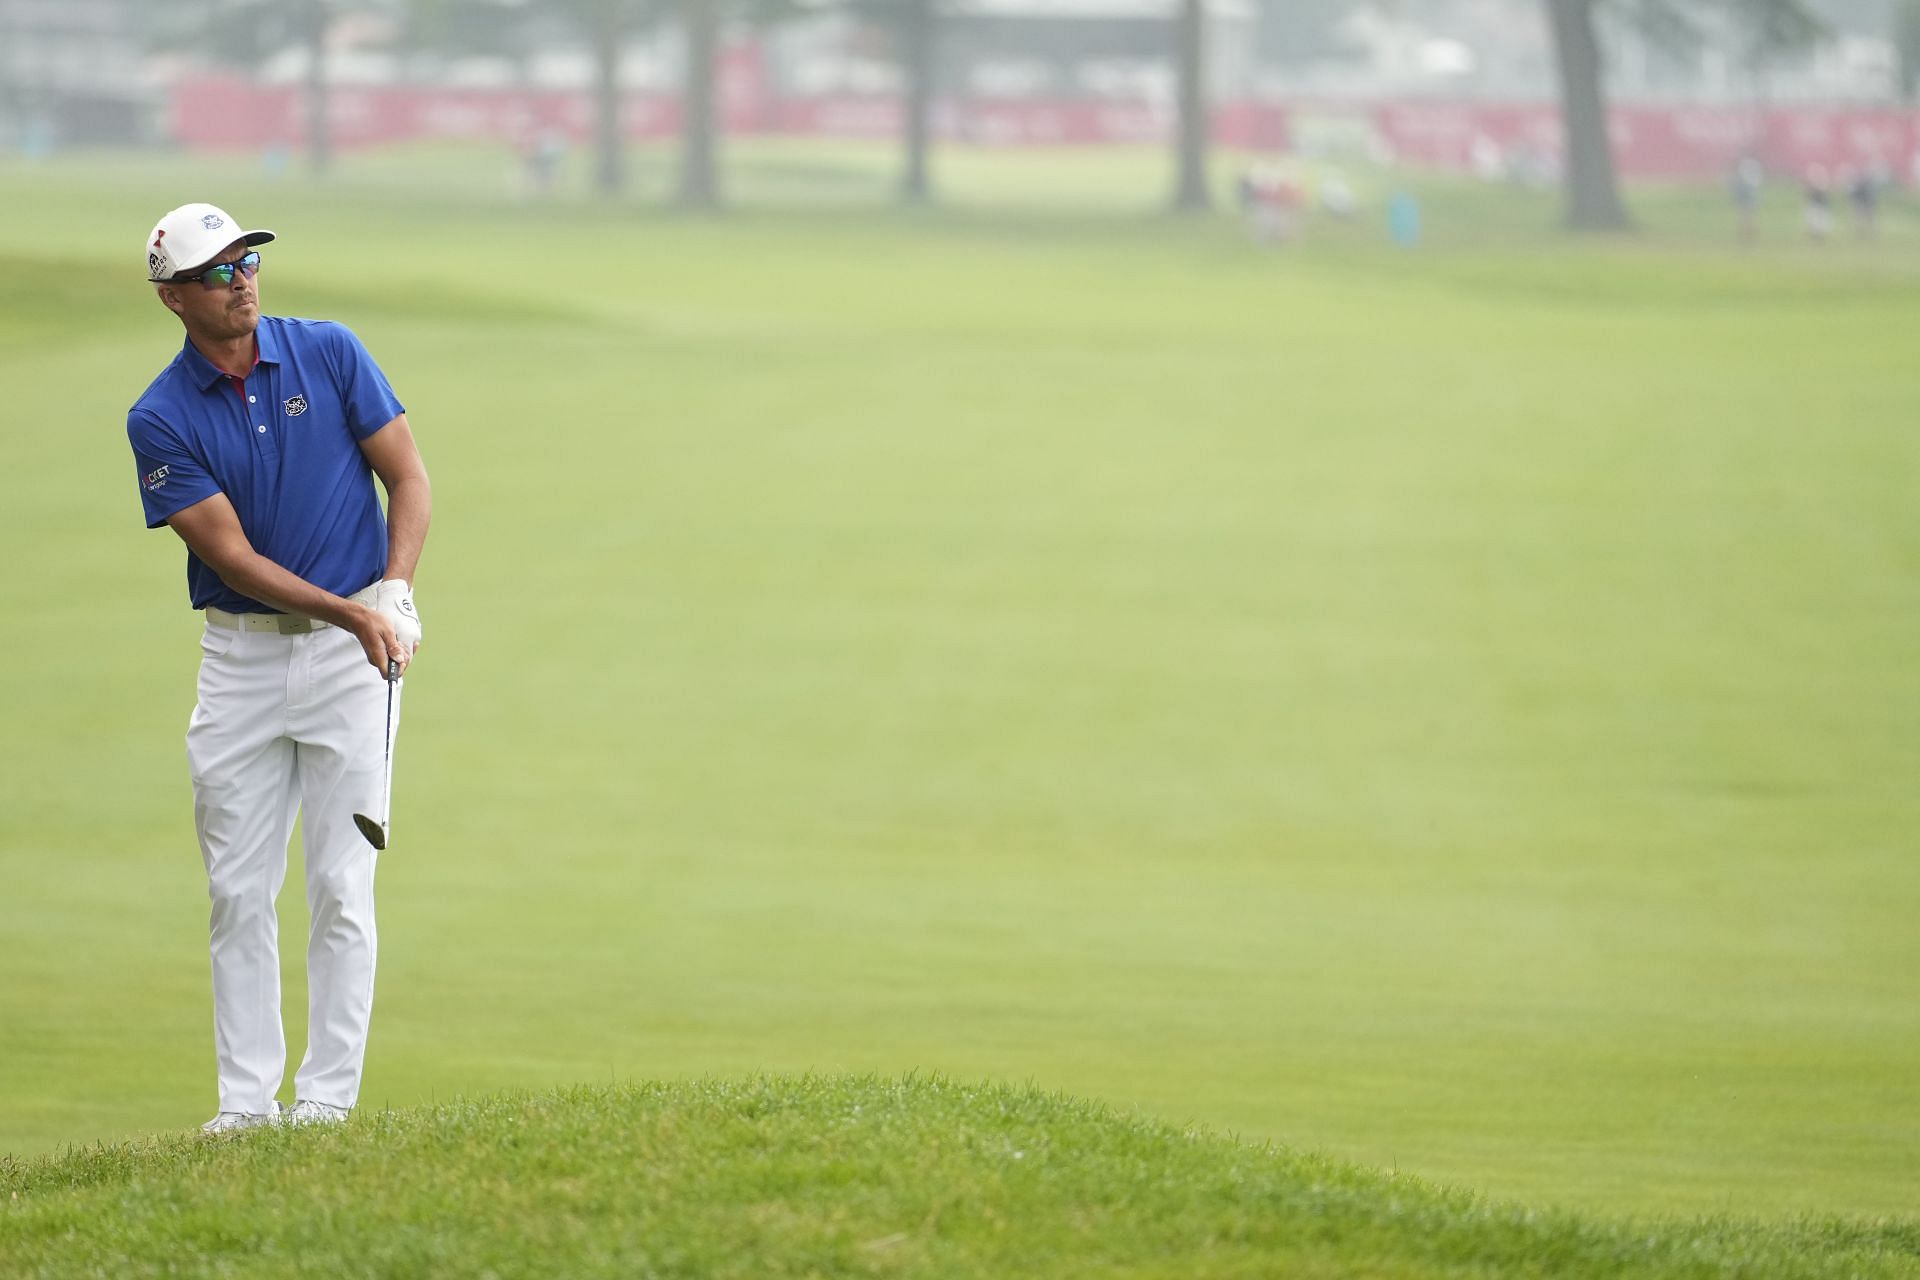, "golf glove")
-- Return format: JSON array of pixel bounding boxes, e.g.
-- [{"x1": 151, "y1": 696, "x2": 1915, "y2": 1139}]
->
[{"x1": 373, "y1": 578, "x2": 422, "y2": 652}]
